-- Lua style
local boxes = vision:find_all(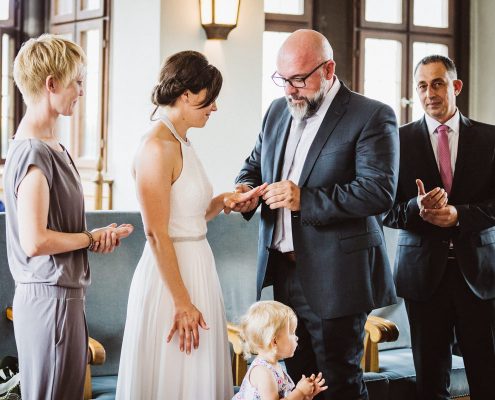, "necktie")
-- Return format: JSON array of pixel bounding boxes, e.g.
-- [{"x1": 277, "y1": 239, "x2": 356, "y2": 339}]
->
[
  {"x1": 273, "y1": 118, "x2": 307, "y2": 251},
  {"x1": 281, "y1": 119, "x2": 306, "y2": 180},
  {"x1": 437, "y1": 124, "x2": 453, "y2": 195}
]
